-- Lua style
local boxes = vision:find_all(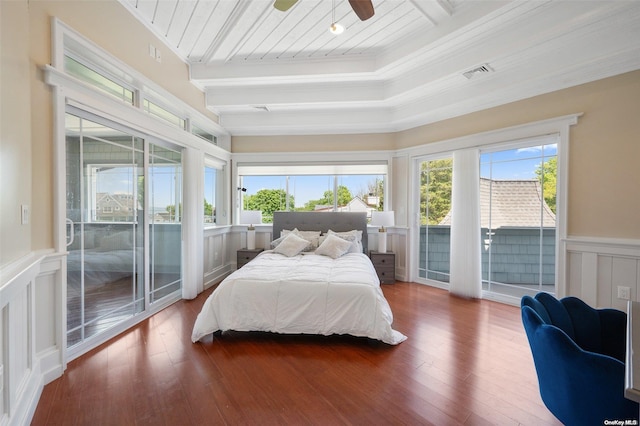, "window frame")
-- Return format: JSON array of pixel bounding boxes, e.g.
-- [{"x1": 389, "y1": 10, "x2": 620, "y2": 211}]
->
[
  {"x1": 234, "y1": 155, "x2": 391, "y2": 224},
  {"x1": 406, "y1": 114, "x2": 579, "y2": 300}
]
